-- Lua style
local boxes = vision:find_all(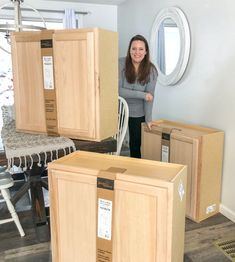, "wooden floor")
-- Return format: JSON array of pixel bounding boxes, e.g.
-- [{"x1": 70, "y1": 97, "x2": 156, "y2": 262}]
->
[
  {"x1": 184, "y1": 214, "x2": 235, "y2": 261},
  {"x1": 0, "y1": 182, "x2": 234, "y2": 262}
]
